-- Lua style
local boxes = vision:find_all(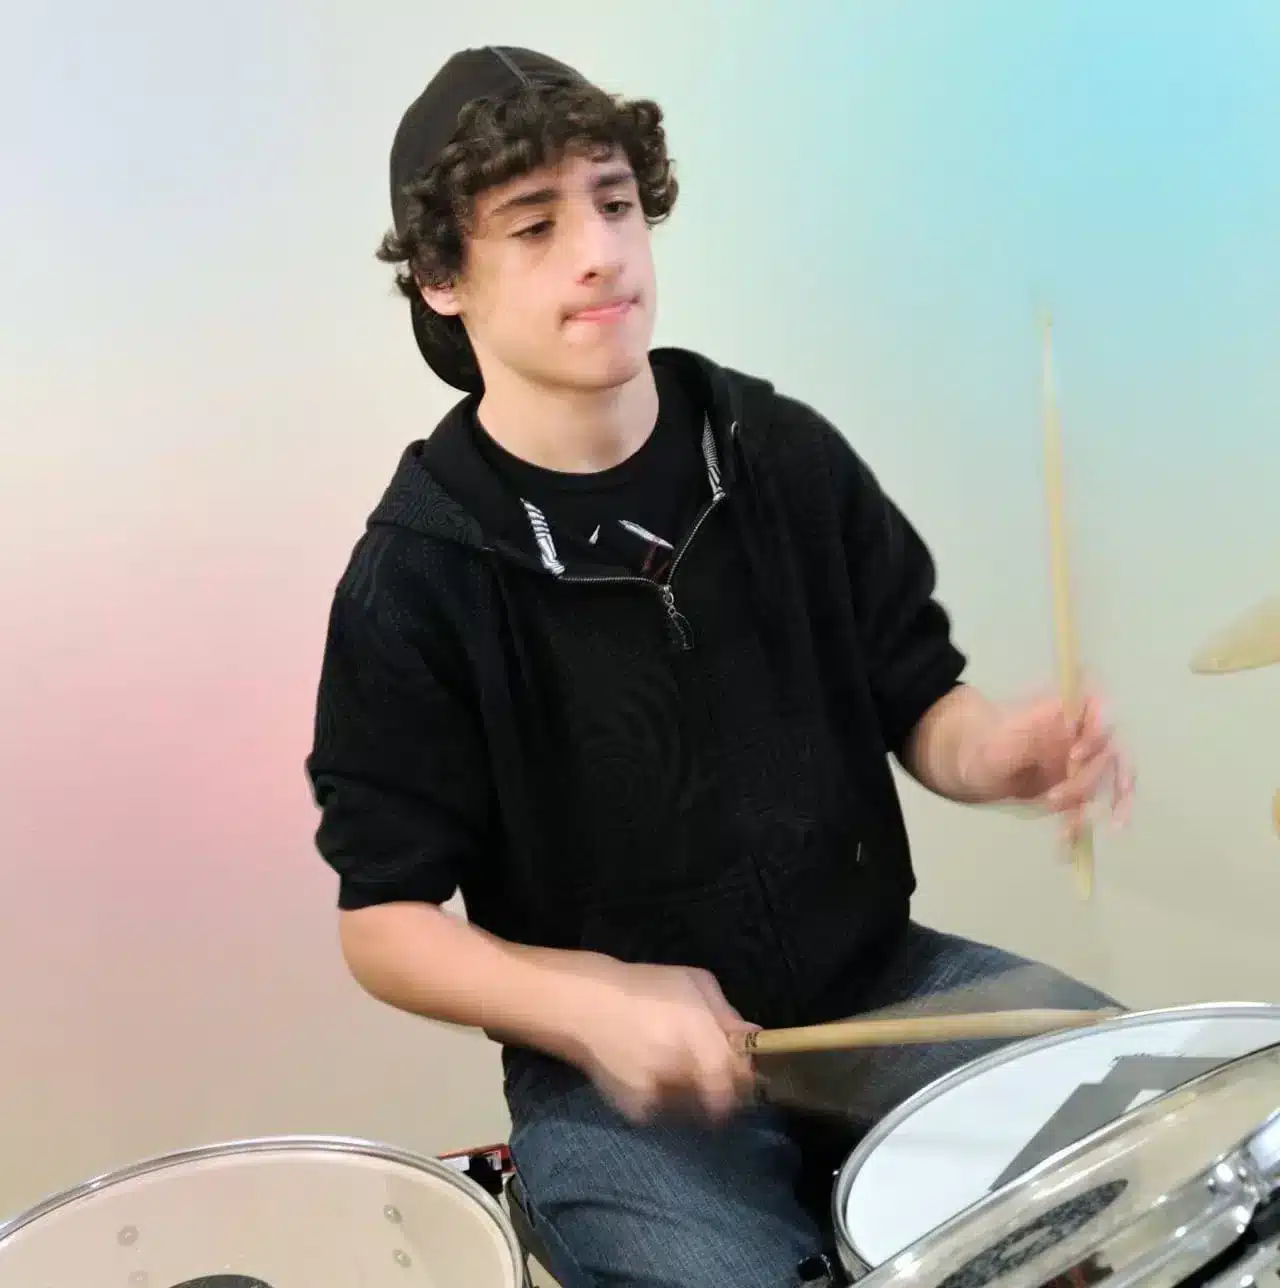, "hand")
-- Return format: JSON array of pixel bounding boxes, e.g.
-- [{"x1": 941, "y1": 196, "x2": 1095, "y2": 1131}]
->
[
  {"x1": 564, "y1": 957, "x2": 759, "y2": 1124},
  {"x1": 960, "y1": 691, "x2": 1135, "y2": 841}
]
